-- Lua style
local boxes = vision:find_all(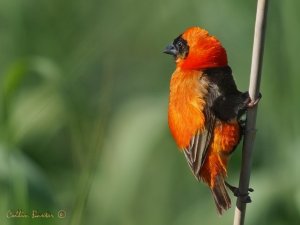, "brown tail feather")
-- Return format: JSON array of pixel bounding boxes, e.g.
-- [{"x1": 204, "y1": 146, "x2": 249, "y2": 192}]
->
[{"x1": 211, "y1": 175, "x2": 231, "y2": 215}]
